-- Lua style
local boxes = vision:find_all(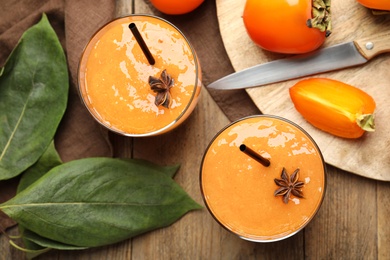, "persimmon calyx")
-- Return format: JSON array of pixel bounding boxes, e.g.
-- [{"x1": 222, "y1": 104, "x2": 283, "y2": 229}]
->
[
  {"x1": 307, "y1": 0, "x2": 332, "y2": 37},
  {"x1": 356, "y1": 114, "x2": 375, "y2": 132}
]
